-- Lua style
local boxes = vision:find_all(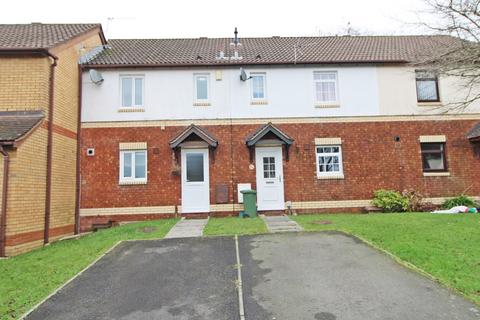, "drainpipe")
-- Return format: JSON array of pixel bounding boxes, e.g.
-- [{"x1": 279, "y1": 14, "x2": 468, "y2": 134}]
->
[
  {"x1": 44, "y1": 53, "x2": 58, "y2": 244},
  {"x1": 0, "y1": 145, "x2": 10, "y2": 257},
  {"x1": 74, "y1": 64, "x2": 82, "y2": 234}
]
